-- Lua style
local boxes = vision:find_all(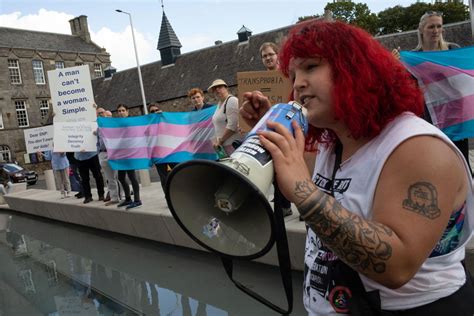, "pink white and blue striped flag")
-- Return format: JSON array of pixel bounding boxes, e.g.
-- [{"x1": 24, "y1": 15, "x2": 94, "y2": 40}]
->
[
  {"x1": 97, "y1": 106, "x2": 218, "y2": 170},
  {"x1": 400, "y1": 46, "x2": 474, "y2": 141}
]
